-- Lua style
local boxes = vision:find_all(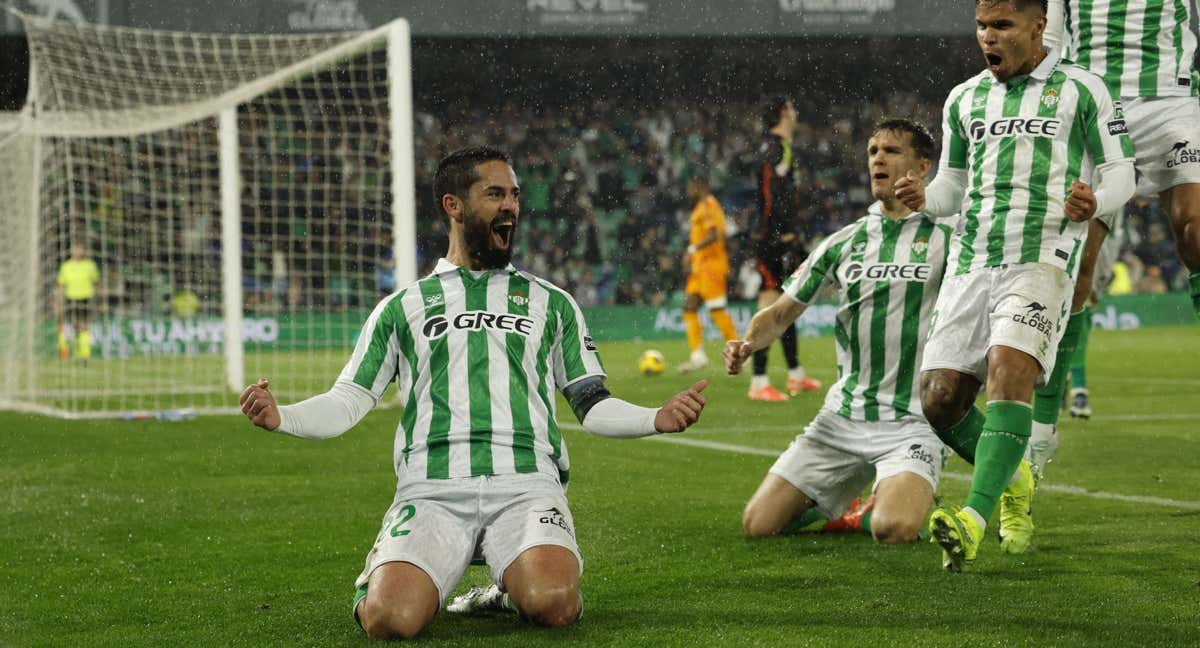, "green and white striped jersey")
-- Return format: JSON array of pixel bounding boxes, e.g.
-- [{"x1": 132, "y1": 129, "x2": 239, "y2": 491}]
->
[
  {"x1": 940, "y1": 50, "x2": 1134, "y2": 276},
  {"x1": 1062, "y1": 0, "x2": 1198, "y2": 98},
  {"x1": 338, "y1": 258, "x2": 605, "y2": 486},
  {"x1": 781, "y1": 204, "x2": 953, "y2": 422}
]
